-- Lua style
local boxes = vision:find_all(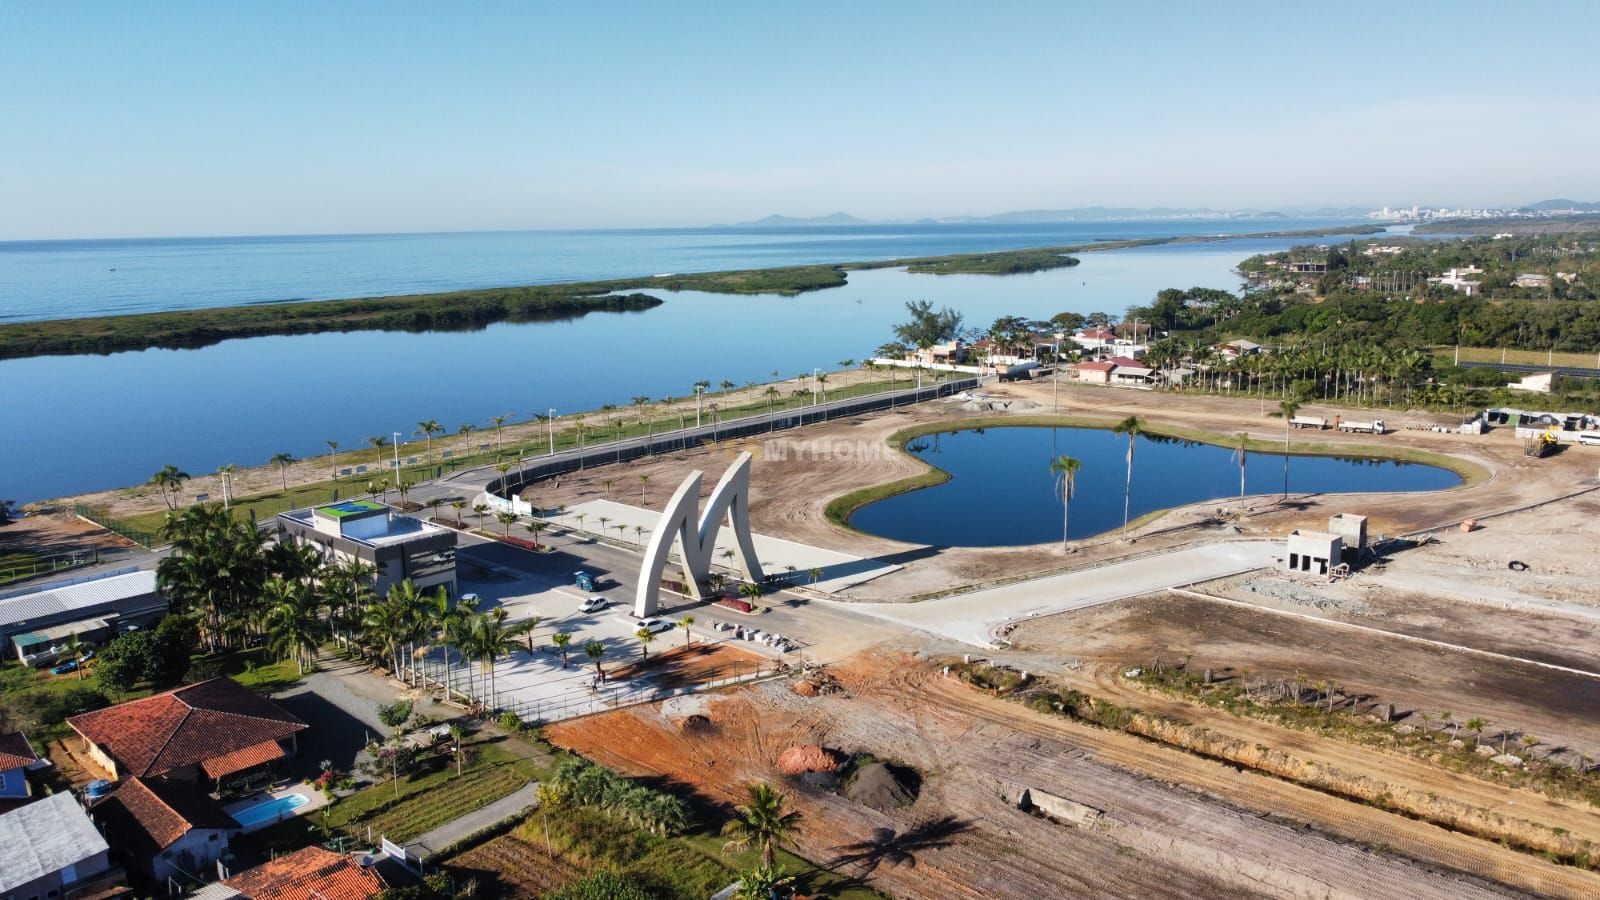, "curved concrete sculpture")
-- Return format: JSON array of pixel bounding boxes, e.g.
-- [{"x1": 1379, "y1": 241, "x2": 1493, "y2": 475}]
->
[{"x1": 635, "y1": 451, "x2": 765, "y2": 617}]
